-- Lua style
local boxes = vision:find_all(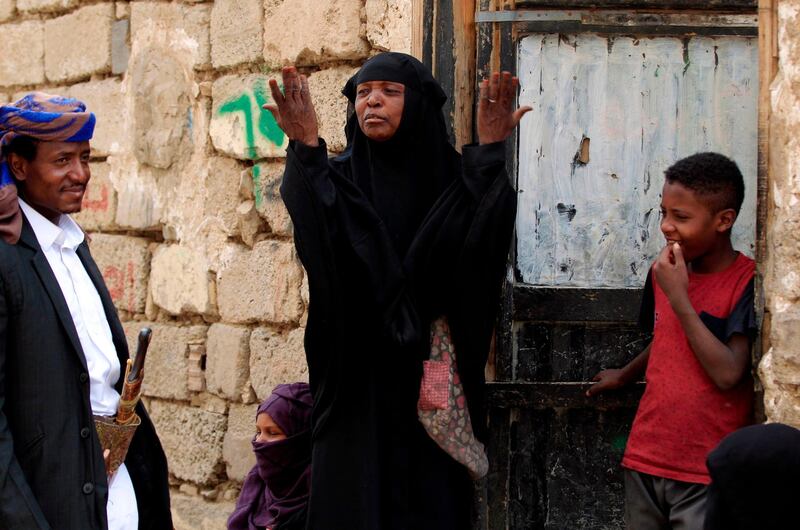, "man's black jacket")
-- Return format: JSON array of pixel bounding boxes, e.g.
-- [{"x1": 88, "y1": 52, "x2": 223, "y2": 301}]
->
[{"x1": 0, "y1": 216, "x2": 172, "y2": 529}]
